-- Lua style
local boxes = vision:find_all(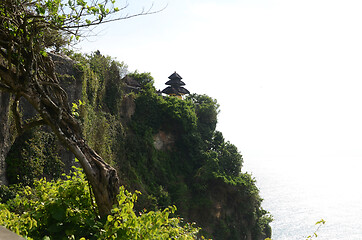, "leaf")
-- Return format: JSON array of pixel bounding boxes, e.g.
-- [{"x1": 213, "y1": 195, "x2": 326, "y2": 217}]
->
[
  {"x1": 111, "y1": 207, "x2": 119, "y2": 213},
  {"x1": 315, "y1": 219, "x2": 326, "y2": 225},
  {"x1": 40, "y1": 50, "x2": 48, "y2": 57},
  {"x1": 36, "y1": 4, "x2": 46, "y2": 15}
]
